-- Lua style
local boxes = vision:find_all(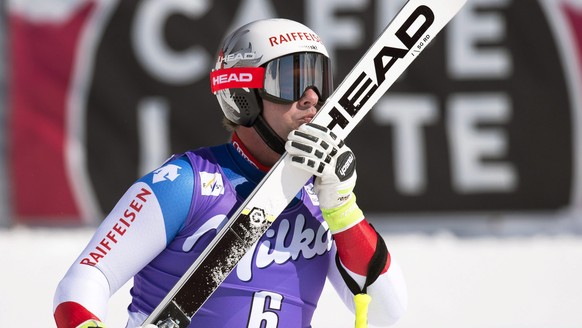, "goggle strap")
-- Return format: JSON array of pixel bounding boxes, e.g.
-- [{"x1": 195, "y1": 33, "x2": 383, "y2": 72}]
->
[{"x1": 210, "y1": 67, "x2": 265, "y2": 93}]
